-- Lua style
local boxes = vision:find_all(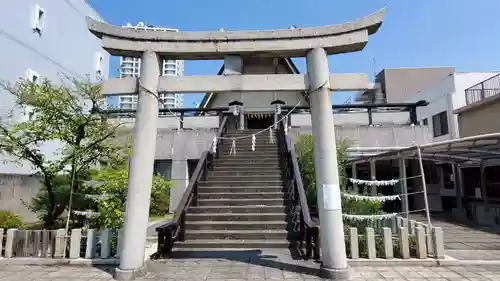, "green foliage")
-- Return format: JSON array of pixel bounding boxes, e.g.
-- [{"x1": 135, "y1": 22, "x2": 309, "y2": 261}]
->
[
  {"x1": 0, "y1": 210, "x2": 24, "y2": 229},
  {"x1": 344, "y1": 233, "x2": 417, "y2": 258},
  {"x1": 294, "y1": 134, "x2": 354, "y2": 206},
  {"x1": 80, "y1": 160, "x2": 172, "y2": 230},
  {"x1": 294, "y1": 134, "x2": 385, "y2": 230},
  {"x1": 0, "y1": 76, "x2": 127, "y2": 228}
]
